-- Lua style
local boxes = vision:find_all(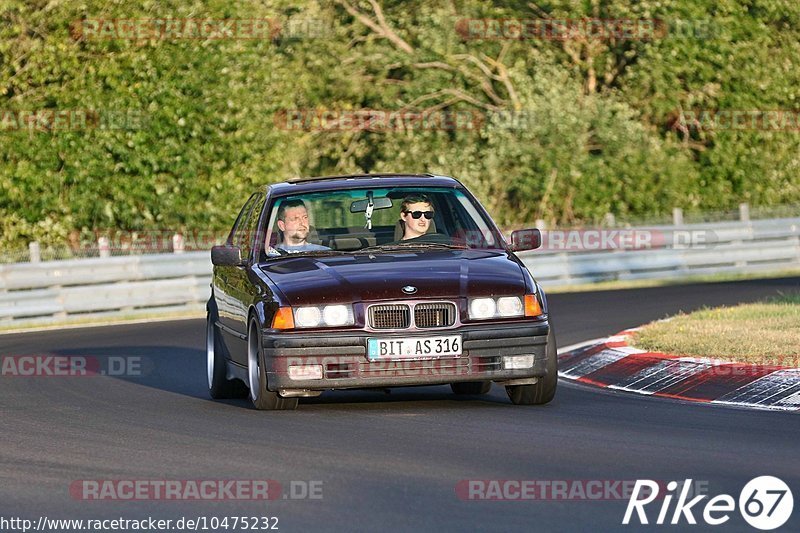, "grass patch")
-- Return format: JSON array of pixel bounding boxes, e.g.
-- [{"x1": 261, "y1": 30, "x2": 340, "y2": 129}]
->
[{"x1": 631, "y1": 293, "x2": 800, "y2": 366}]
